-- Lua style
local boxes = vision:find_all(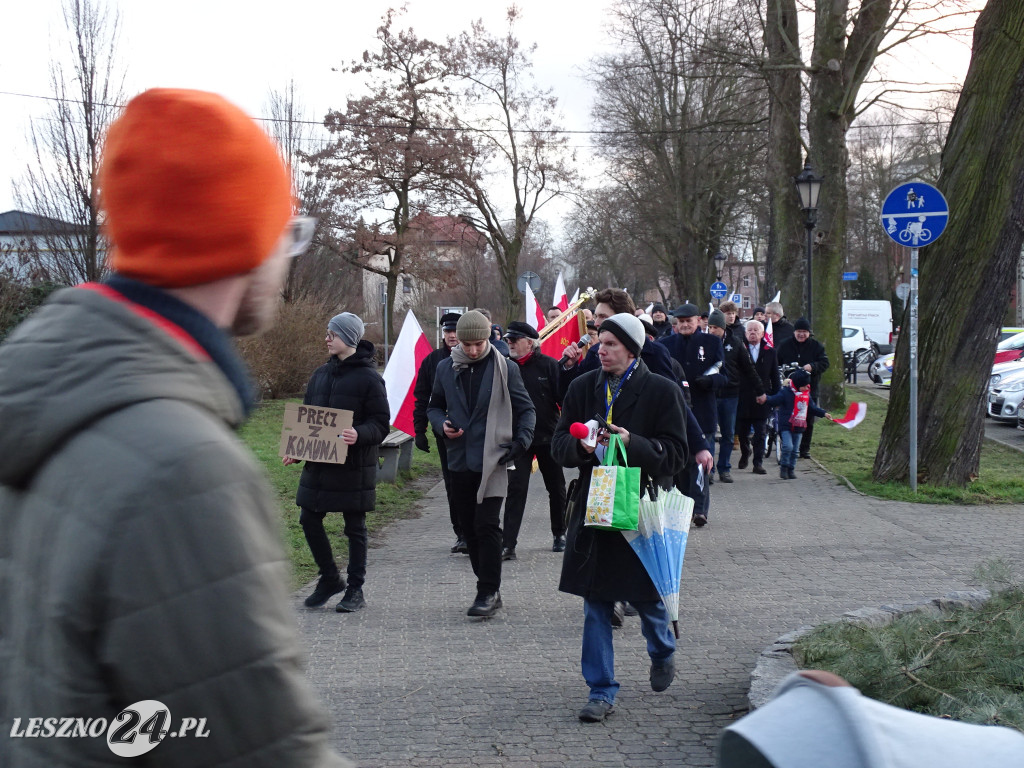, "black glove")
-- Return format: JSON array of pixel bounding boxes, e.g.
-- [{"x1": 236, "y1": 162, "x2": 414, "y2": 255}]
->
[
  {"x1": 693, "y1": 375, "x2": 712, "y2": 390},
  {"x1": 498, "y1": 441, "x2": 526, "y2": 465},
  {"x1": 414, "y1": 433, "x2": 430, "y2": 453}
]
